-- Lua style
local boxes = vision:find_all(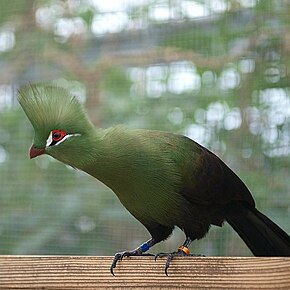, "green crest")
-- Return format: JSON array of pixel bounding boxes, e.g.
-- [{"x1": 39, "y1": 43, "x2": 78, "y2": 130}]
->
[{"x1": 18, "y1": 84, "x2": 93, "y2": 147}]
